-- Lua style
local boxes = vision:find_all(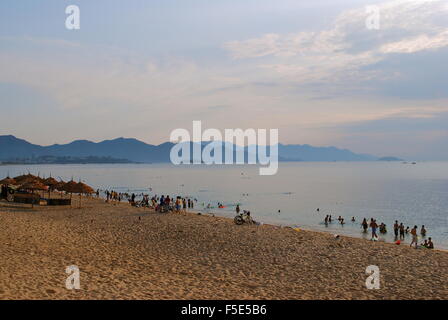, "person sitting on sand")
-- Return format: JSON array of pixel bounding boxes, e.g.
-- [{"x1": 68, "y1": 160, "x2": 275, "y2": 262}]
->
[
  {"x1": 427, "y1": 237, "x2": 434, "y2": 249},
  {"x1": 421, "y1": 225, "x2": 427, "y2": 237},
  {"x1": 361, "y1": 218, "x2": 368, "y2": 233},
  {"x1": 421, "y1": 240, "x2": 428, "y2": 248},
  {"x1": 410, "y1": 226, "x2": 418, "y2": 249}
]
